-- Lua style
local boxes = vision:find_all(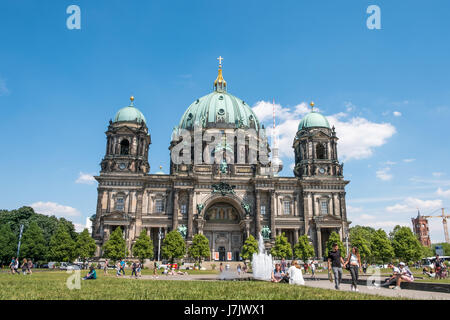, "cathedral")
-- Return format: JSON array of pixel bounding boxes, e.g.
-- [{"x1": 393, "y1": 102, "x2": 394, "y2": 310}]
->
[{"x1": 91, "y1": 60, "x2": 350, "y2": 261}]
